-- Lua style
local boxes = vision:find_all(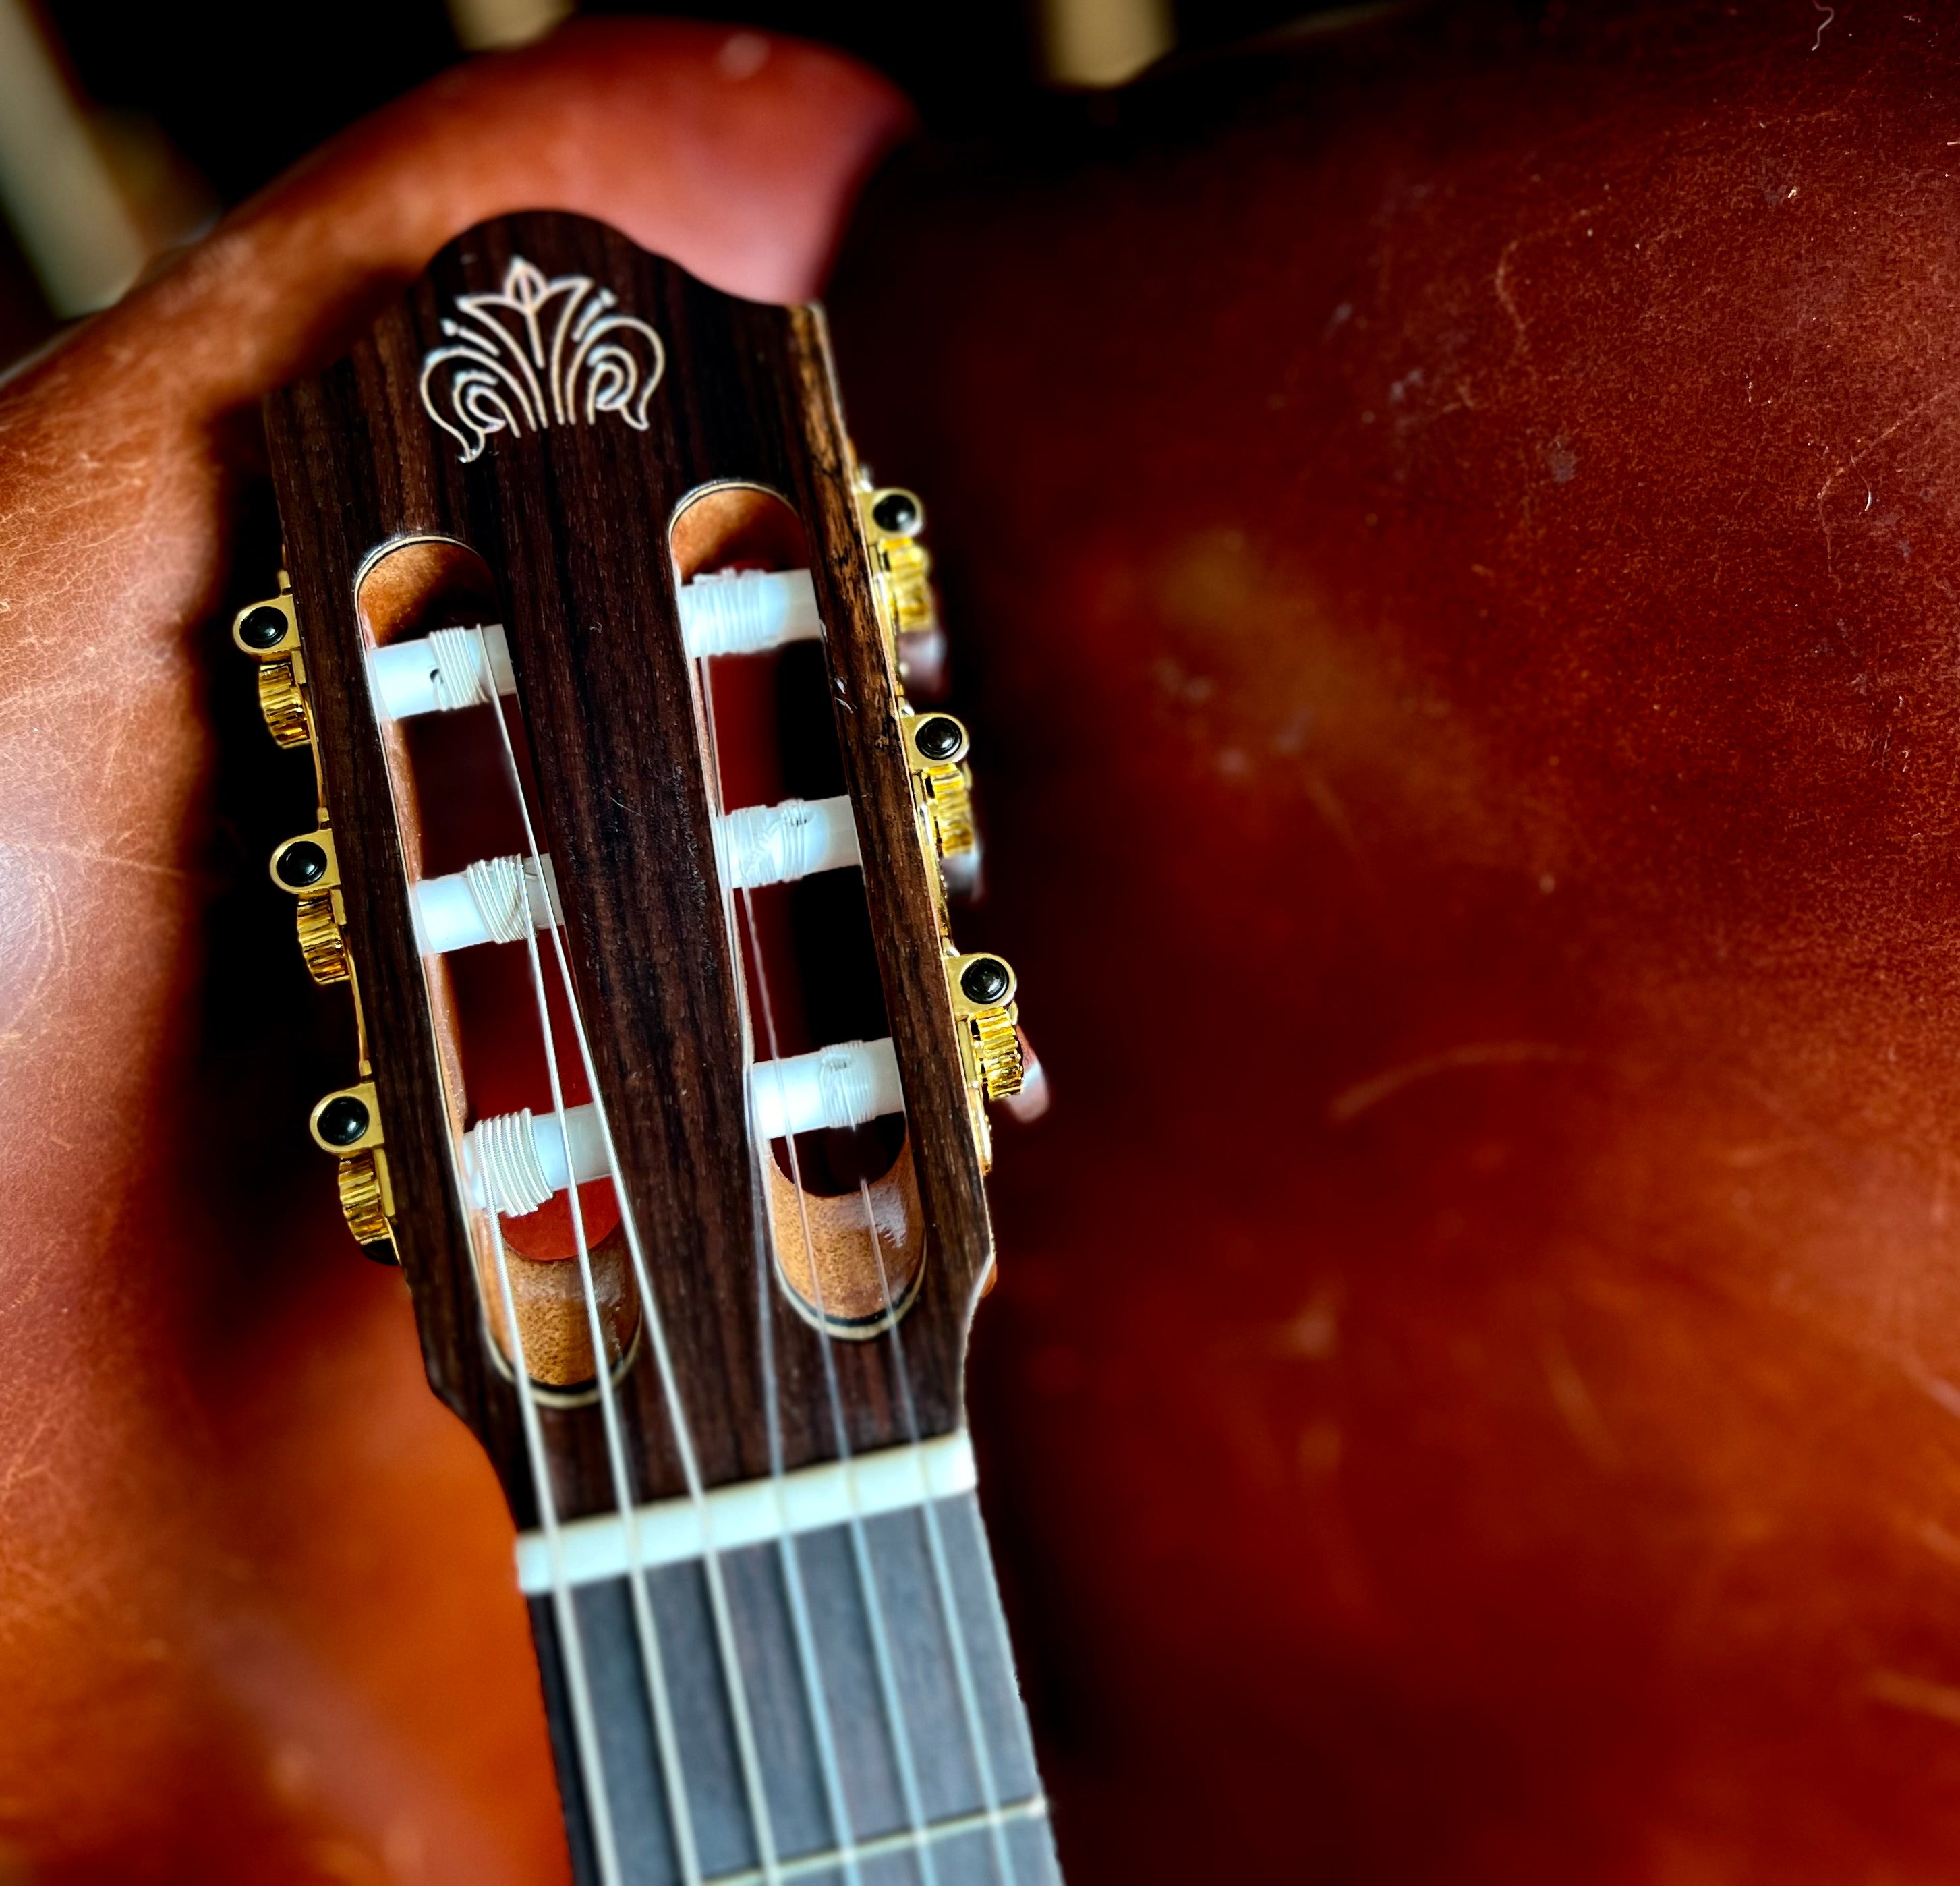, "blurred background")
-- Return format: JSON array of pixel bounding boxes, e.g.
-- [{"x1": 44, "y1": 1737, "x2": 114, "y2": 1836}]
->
[{"x1": 0, "y1": 0, "x2": 1376, "y2": 372}]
